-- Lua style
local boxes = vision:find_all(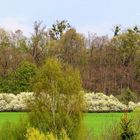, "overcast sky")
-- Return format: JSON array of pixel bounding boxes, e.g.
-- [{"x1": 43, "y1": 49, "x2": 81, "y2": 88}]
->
[{"x1": 0, "y1": 0, "x2": 140, "y2": 36}]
